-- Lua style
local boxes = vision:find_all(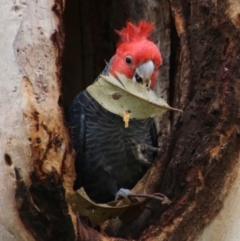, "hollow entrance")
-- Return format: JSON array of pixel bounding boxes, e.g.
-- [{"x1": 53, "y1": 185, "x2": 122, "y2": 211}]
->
[
  {"x1": 61, "y1": 1, "x2": 173, "y2": 239},
  {"x1": 62, "y1": 0, "x2": 129, "y2": 111}
]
